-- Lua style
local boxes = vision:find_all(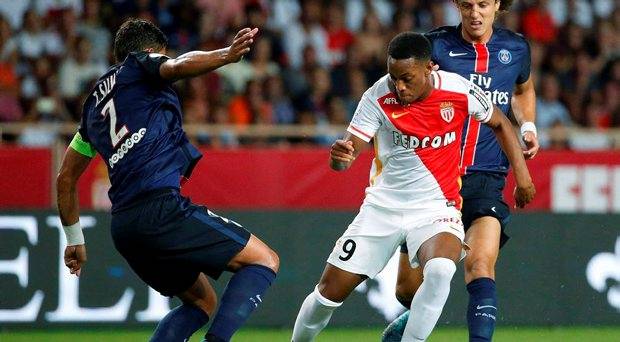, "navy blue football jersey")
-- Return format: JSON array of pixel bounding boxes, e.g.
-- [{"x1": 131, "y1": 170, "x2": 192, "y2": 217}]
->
[
  {"x1": 426, "y1": 25, "x2": 531, "y2": 175},
  {"x1": 77, "y1": 52, "x2": 202, "y2": 212}
]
